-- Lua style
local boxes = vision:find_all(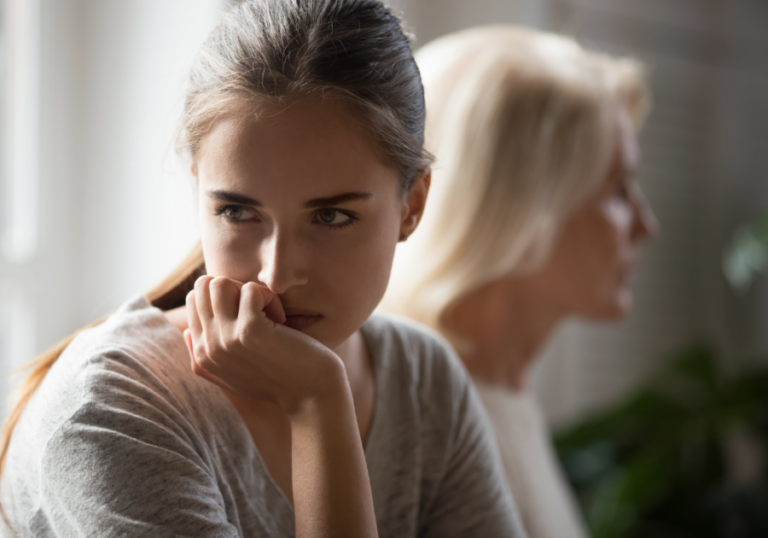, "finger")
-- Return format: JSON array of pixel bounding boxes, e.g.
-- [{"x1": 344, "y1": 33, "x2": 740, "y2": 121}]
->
[
  {"x1": 186, "y1": 328, "x2": 238, "y2": 393},
  {"x1": 184, "y1": 328, "x2": 194, "y2": 358},
  {"x1": 186, "y1": 290, "x2": 203, "y2": 340},
  {"x1": 263, "y1": 292, "x2": 286, "y2": 325},
  {"x1": 194, "y1": 275, "x2": 215, "y2": 325},
  {"x1": 239, "y1": 282, "x2": 267, "y2": 328},
  {"x1": 186, "y1": 293, "x2": 215, "y2": 368},
  {"x1": 210, "y1": 277, "x2": 239, "y2": 323}
]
